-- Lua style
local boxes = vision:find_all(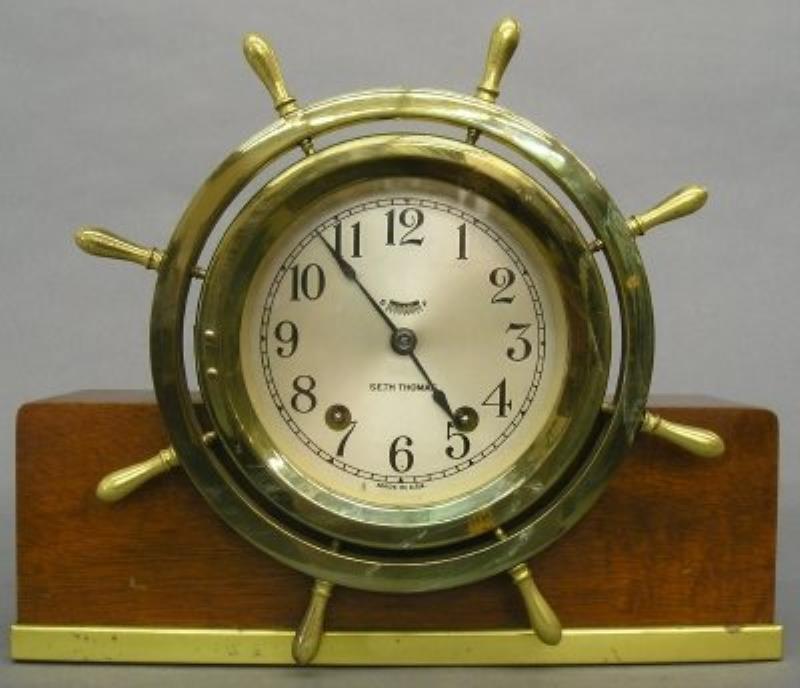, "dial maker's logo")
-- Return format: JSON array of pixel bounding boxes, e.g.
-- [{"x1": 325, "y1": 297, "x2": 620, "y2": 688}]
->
[{"x1": 380, "y1": 299, "x2": 427, "y2": 316}]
